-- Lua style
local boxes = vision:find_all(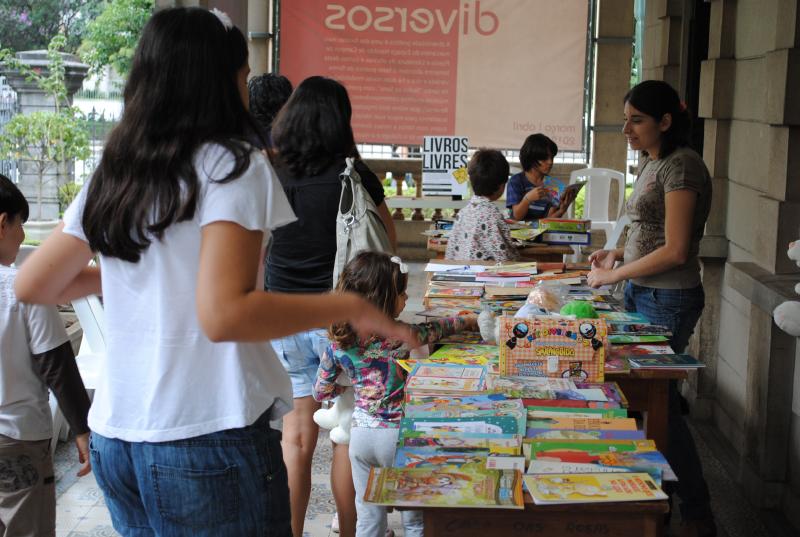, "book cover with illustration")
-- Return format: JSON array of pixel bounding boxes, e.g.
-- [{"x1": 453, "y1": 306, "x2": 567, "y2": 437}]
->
[
  {"x1": 400, "y1": 414, "x2": 523, "y2": 437},
  {"x1": 608, "y1": 334, "x2": 670, "y2": 344},
  {"x1": 489, "y1": 375, "x2": 578, "y2": 399},
  {"x1": 525, "y1": 428, "x2": 646, "y2": 441},
  {"x1": 524, "y1": 473, "x2": 667, "y2": 505},
  {"x1": 393, "y1": 447, "x2": 490, "y2": 468},
  {"x1": 526, "y1": 406, "x2": 628, "y2": 420},
  {"x1": 537, "y1": 218, "x2": 591, "y2": 233},
  {"x1": 604, "y1": 356, "x2": 631, "y2": 375},
  {"x1": 425, "y1": 286, "x2": 484, "y2": 299},
  {"x1": 628, "y1": 354, "x2": 705, "y2": 369},
  {"x1": 498, "y1": 317, "x2": 607, "y2": 381},
  {"x1": 399, "y1": 431, "x2": 522, "y2": 455},
  {"x1": 405, "y1": 363, "x2": 488, "y2": 394},
  {"x1": 364, "y1": 464, "x2": 524, "y2": 509},
  {"x1": 404, "y1": 394, "x2": 524, "y2": 418},
  {"x1": 526, "y1": 416, "x2": 638, "y2": 431},
  {"x1": 524, "y1": 439, "x2": 676, "y2": 481},
  {"x1": 436, "y1": 331, "x2": 487, "y2": 345},
  {"x1": 599, "y1": 311, "x2": 650, "y2": 323},
  {"x1": 607, "y1": 322, "x2": 673, "y2": 336},
  {"x1": 609, "y1": 344, "x2": 675, "y2": 358},
  {"x1": 429, "y1": 344, "x2": 499, "y2": 365}
]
